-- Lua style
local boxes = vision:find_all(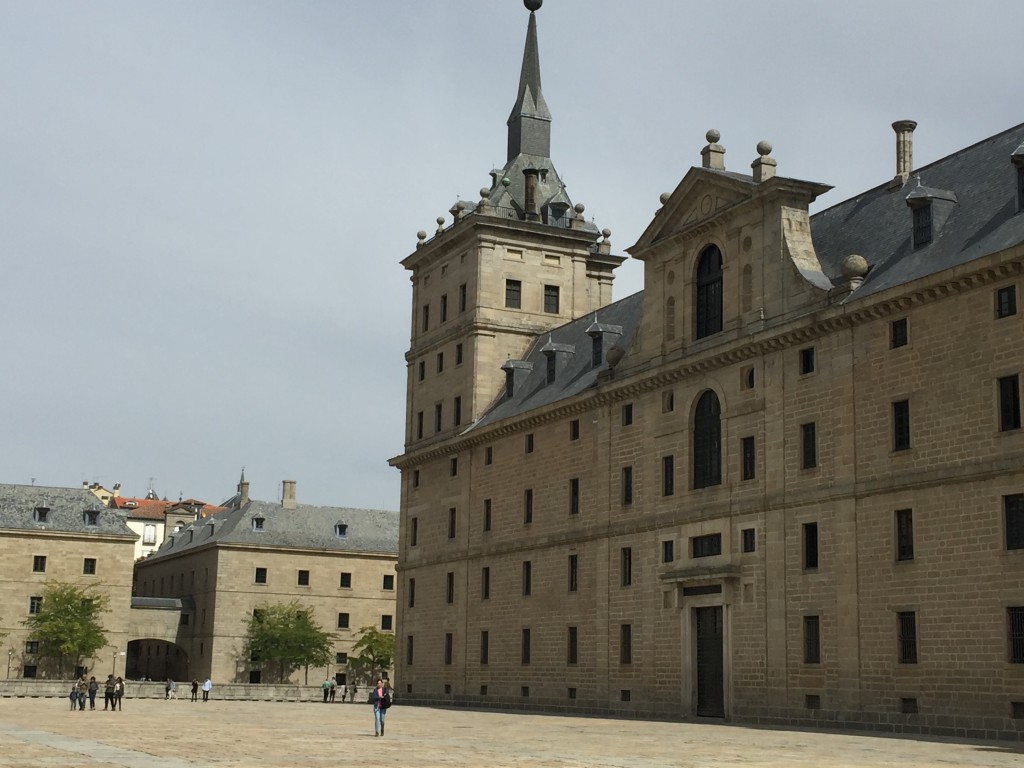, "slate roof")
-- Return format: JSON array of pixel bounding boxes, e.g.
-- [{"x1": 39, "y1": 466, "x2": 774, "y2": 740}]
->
[
  {"x1": 0, "y1": 484, "x2": 135, "y2": 537},
  {"x1": 472, "y1": 292, "x2": 644, "y2": 430},
  {"x1": 143, "y1": 498, "x2": 399, "y2": 560},
  {"x1": 811, "y1": 122, "x2": 1024, "y2": 298}
]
